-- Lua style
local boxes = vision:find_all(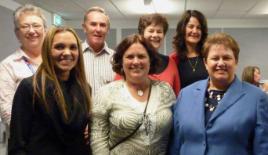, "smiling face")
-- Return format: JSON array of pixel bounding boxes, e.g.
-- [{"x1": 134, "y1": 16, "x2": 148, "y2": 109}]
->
[
  {"x1": 16, "y1": 13, "x2": 45, "y2": 52},
  {"x1": 185, "y1": 17, "x2": 202, "y2": 47},
  {"x1": 123, "y1": 43, "x2": 150, "y2": 83},
  {"x1": 143, "y1": 24, "x2": 164, "y2": 51},
  {"x1": 205, "y1": 44, "x2": 237, "y2": 88},
  {"x1": 82, "y1": 11, "x2": 109, "y2": 52},
  {"x1": 51, "y1": 31, "x2": 79, "y2": 80}
]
